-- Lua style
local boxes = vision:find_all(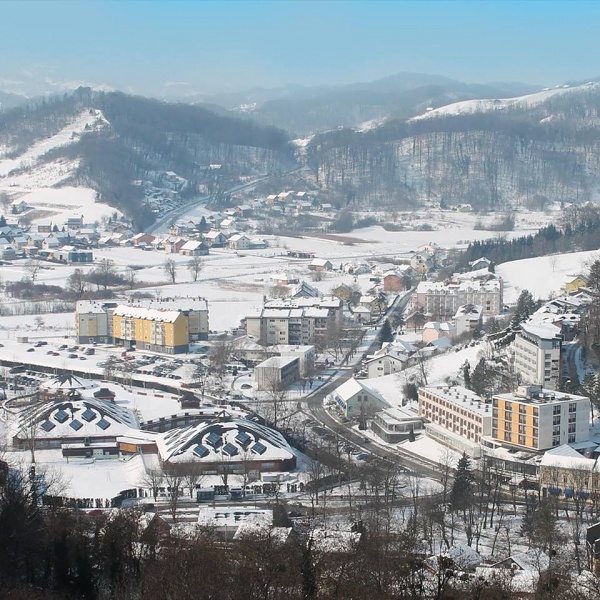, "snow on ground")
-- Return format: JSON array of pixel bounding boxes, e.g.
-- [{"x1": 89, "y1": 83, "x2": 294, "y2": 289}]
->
[
  {"x1": 11, "y1": 186, "x2": 119, "y2": 225},
  {"x1": 0, "y1": 109, "x2": 117, "y2": 226},
  {"x1": 411, "y1": 82, "x2": 599, "y2": 121},
  {"x1": 497, "y1": 249, "x2": 599, "y2": 304},
  {"x1": 400, "y1": 435, "x2": 461, "y2": 468},
  {"x1": 0, "y1": 110, "x2": 107, "y2": 176},
  {"x1": 365, "y1": 342, "x2": 485, "y2": 404}
]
